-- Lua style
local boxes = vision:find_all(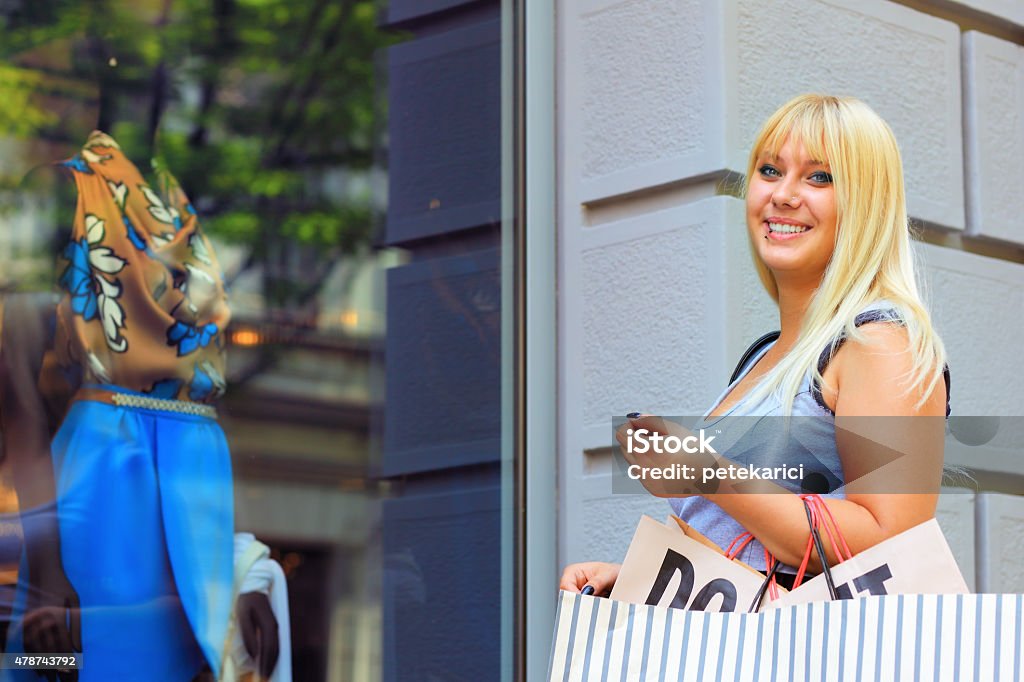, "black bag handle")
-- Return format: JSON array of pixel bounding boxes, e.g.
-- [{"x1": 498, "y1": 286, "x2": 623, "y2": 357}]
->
[
  {"x1": 804, "y1": 499, "x2": 839, "y2": 600},
  {"x1": 730, "y1": 331, "x2": 780, "y2": 385},
  {"x1": 747, "y1": 497, "x2": 840, "y2": 612},
  {"x1": 748, "y1": 559, "x2": 782, "y2": 613}
]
